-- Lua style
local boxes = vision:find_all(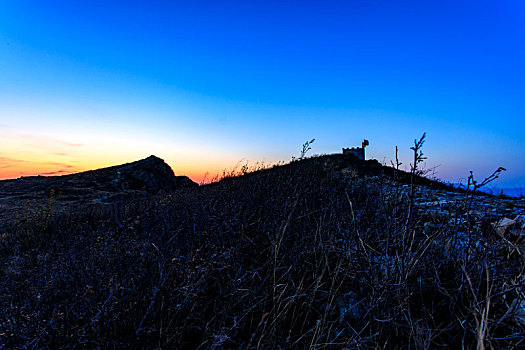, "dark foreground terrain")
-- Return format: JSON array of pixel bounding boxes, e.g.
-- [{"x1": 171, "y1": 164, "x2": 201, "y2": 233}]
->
[{"x1": 1, "y1": 154, "x2": 524, "y2": 348}]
